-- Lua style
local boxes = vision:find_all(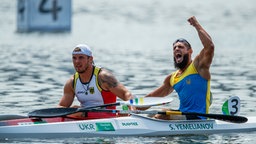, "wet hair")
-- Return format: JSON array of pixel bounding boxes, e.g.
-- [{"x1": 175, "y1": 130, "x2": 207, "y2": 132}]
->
[{"x1": 173, "y1": 38, "x2": 191, "y2": 49}]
